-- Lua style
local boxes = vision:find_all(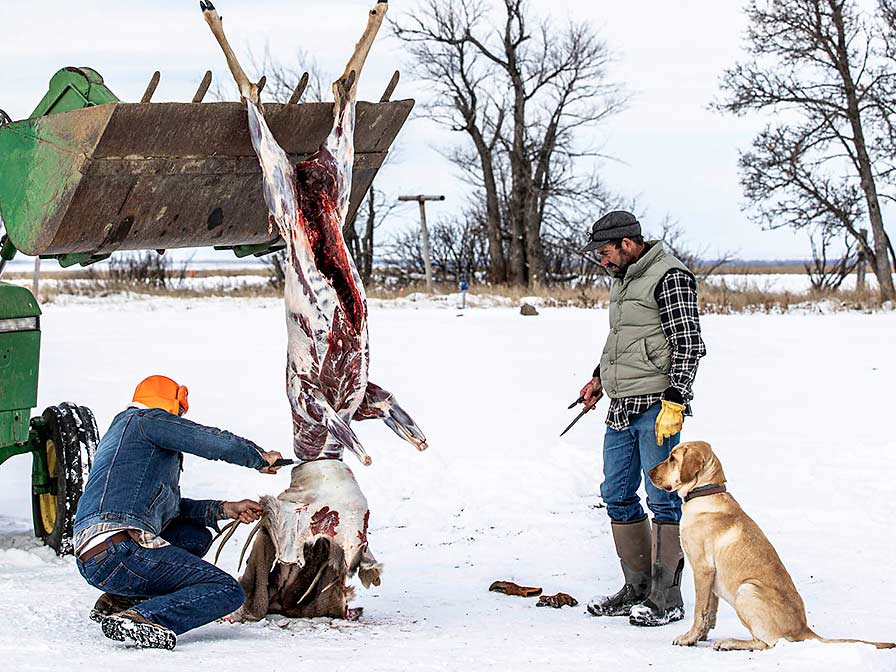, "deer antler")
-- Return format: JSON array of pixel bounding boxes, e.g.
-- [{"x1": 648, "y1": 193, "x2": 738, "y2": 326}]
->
[{"x1": 200, "y1": 0, "x2": 262, "y2": 106}]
